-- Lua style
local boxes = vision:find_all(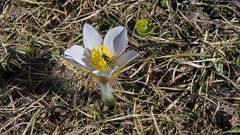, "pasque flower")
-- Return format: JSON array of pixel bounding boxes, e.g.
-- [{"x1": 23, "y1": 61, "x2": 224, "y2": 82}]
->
[{"x1": 64, "y1": 23, "x2": 139, "y2": 103}]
